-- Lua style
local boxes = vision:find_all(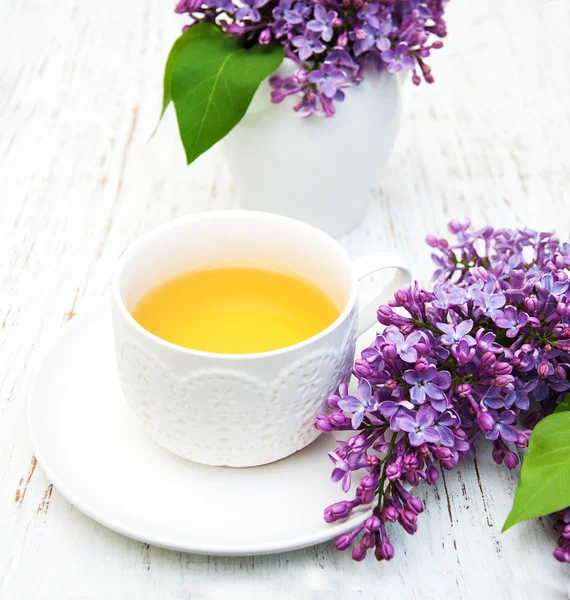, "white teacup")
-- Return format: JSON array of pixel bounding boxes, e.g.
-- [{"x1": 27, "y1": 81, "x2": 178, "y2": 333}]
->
[{"x1": 112, "y1": 211, "x2": 410, "y2": 467}]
